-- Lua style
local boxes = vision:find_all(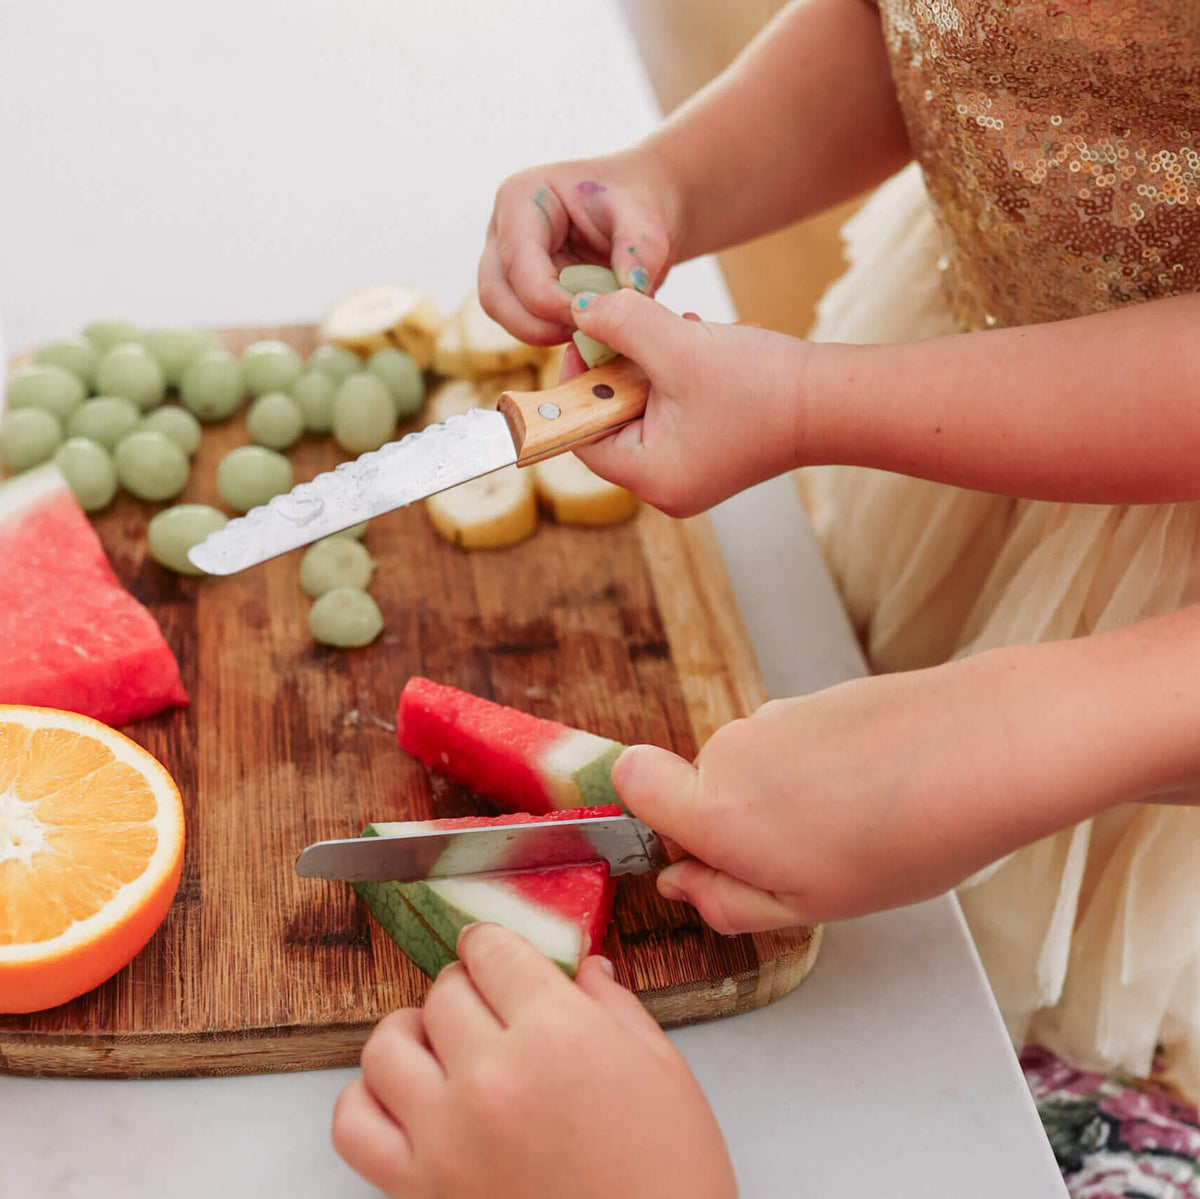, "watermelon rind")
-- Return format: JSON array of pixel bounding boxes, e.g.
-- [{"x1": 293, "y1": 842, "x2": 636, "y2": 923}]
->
[
  {"x1": 353, "y1": 878, "x2": 457, "y2": 979},
  {"x1": 570, "y1": 741, "x2": 624, "y2": 807}
]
